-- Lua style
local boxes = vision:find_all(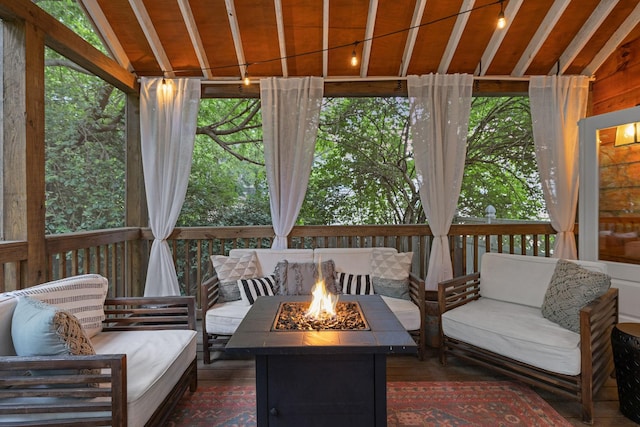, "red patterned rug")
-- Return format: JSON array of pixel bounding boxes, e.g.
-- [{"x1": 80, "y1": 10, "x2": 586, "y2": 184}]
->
[{"x1": 167, "y1": 381, "x2": 571, "y2": 426}]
